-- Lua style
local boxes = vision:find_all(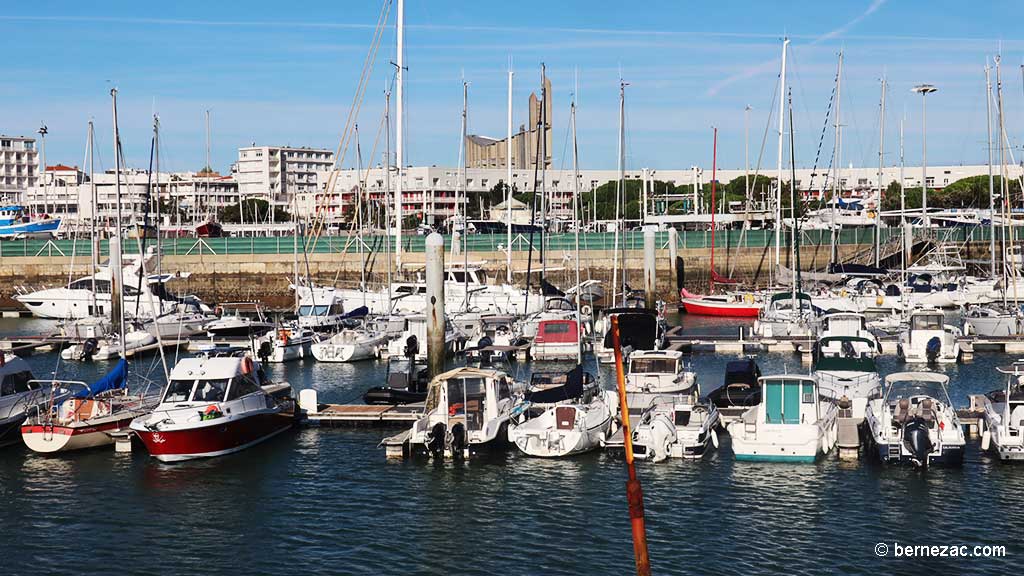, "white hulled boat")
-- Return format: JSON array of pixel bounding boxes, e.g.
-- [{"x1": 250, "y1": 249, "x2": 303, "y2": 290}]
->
[
  {"x1": 864, "y1": 372, "x2": 965, "y2": 467},
  {"x1": 508, "y1": 366, "x2": 613, "y2": 457},
  {"x1": 728, "y1": 374, "x2": 838, "y2": 463},
  {"x1": 897, "y1": 308, "x2": 961, "y2": 363},
  {"x1": 981, "y1": 362, "x2": 1024, "y2": 461},
  {"x1": 253, "y1": 325, "x2": 317, "y2": 363},
  {"x1": 311, "y1": 324, "x2": 386, "y2": 363},
  {"x1": 407, "y1": 366, "x2": 519, "y2": 459},
  {"x1": 204, "y1": 302, "x2": 275, "y2": 338},
  {"x1": 0, "y1": 354, "x2": 46, "y2": 446}
]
